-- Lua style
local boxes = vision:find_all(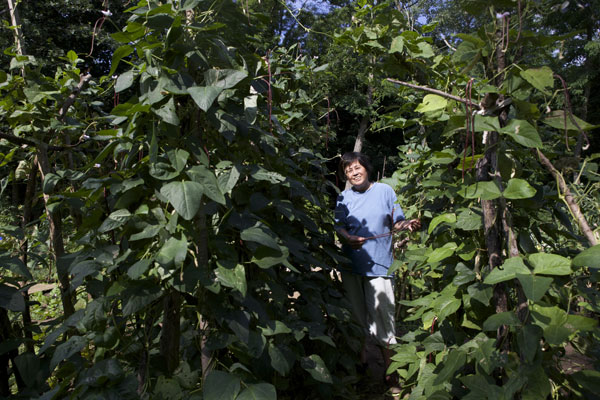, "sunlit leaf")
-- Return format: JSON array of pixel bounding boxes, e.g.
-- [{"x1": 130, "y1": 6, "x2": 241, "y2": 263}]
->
[
  {"x1": 98, "y1": 209, "x2": 131, "y2": 233},
  {"x1": 433, "y1": 350, "x2": 466, "y2": 385},
  {"x1": 520, "y1": 66, "x2": 554, "y2": 94},
  {"x1": 503, "y1": 178, "x2": 537, "y2": 199},
  {"x1": 428, "y1": 213, "x2": 456, "y2": 234},
  {"x1": 516, "y1": 273, "x2": 553, "y2": 302},
  {"x1": 160, "y1": 181, "x2": 203, "y2": 220},
  {"x1": 415, "y1": 94, "x2": 447, "y2": 113},
  {"x1": 115, "y1": 70, "x2": 135, "y2": 93},
  {"x1": 189, "y1": 86, "x2": 223, "y2": 112},
  {"x1": 484, "y1": 257, "x2": 530, "y2": 284},
  {"x1": 241, "y1": 225, "x2": 279, "y2": 250},
  {"x1": 529, "y1": 253, "x2": 572, "y2": 276},
  {"x1": 572, "y1": 245, "x2": 600, "y2": 269},
  {"x1": 458, "y1": 181, "x2": 501, "y2": 200},
  {"x1": 301, "y1": 354, "x2": 332, "y2": 383},
  {"x1": 500, "y1": 119, "x2": 542, "y2": 148}
]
